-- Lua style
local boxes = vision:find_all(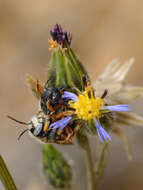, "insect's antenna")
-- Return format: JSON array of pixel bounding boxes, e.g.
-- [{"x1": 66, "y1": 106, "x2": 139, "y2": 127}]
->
[
  {"x1": 7, "y1": 115, "x2": 29, "y2": 125},
  {"x1": 18, "y1": 129, "x2": 29, "y2": 141}
]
